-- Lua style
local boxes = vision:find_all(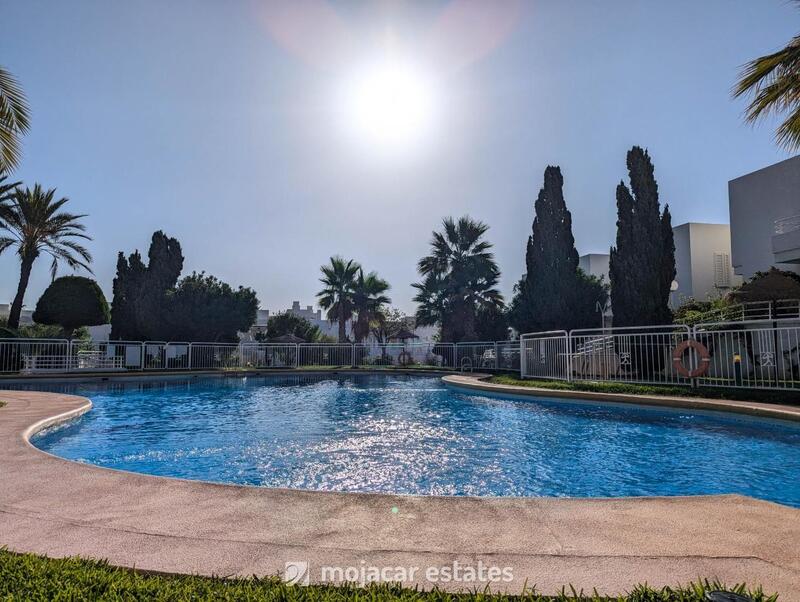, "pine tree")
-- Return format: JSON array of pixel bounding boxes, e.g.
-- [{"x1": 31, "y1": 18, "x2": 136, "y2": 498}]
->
[
  {"x1": 510, "y1": 166, "x2": 607, "y2": 333},
  {"x1": 609, "y1": 146, "x2": 675, "y2": 327}
]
